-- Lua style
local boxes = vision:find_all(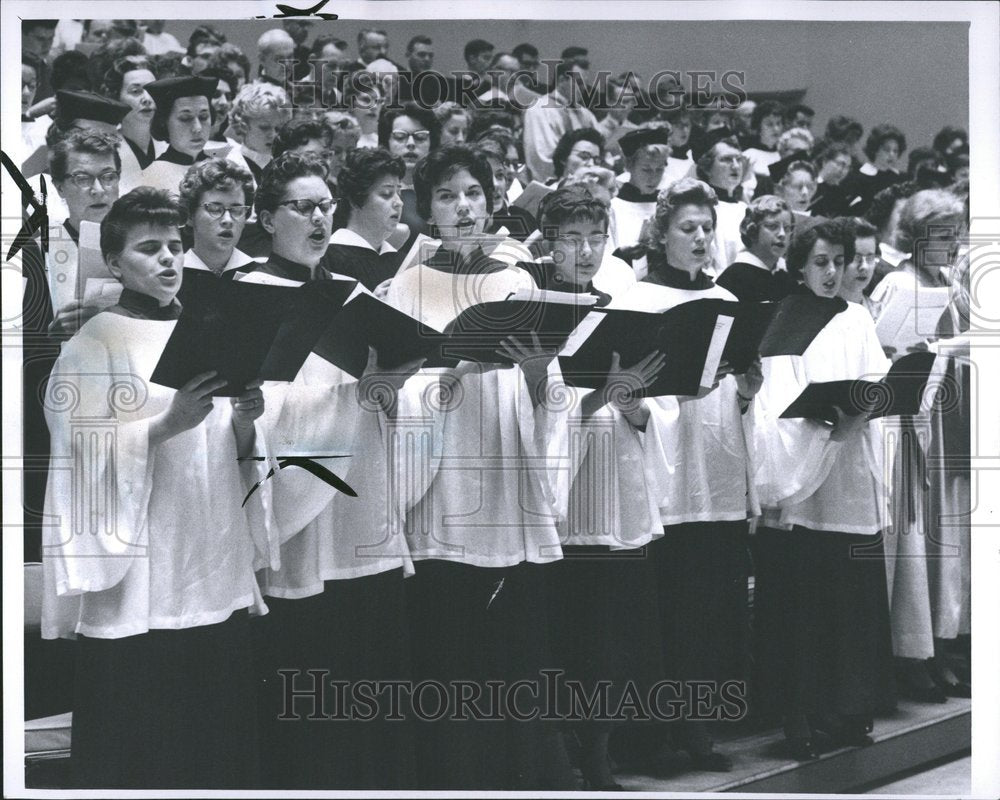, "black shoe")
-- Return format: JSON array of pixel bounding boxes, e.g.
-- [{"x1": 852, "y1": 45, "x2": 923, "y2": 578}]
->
[
  {"x1": 901, "y1": 683, "x2": 949, "y2": 704},
  {"x1": 786, "y1": 737, "x2": 820, "y2": 761},
  {"x1": 583, "y1": 777, "x2": 626, "y2": 791},
  {"x1": 838, "y1": 717, "x2": 875, "y2": 748}
]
